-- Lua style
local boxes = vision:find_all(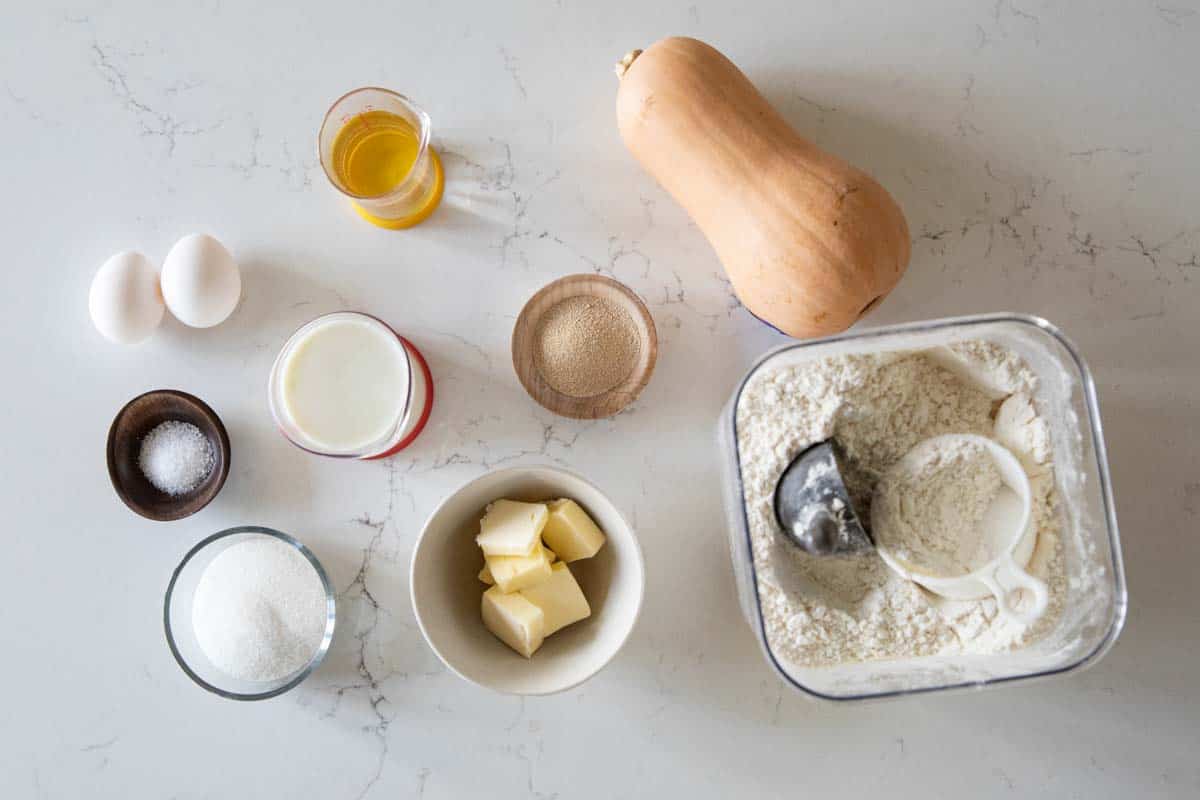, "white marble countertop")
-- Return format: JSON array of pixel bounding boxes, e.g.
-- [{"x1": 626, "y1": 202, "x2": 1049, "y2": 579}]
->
[{"x1": 3, "y1": 1, "x2": 1197, "y2": 797}]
